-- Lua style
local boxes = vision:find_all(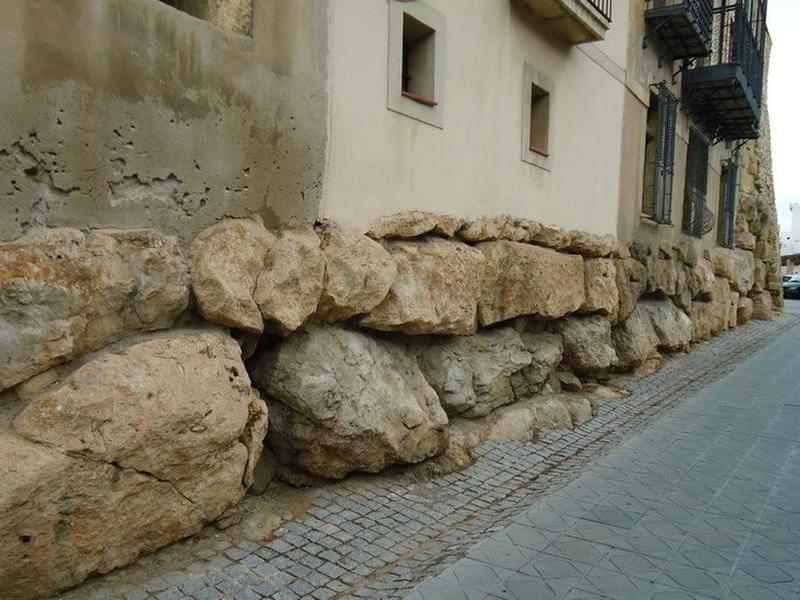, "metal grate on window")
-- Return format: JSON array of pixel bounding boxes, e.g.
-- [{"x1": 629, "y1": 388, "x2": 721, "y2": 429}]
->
[
  {"x1": 642, "y1": 82, "x2": 679, "y2": 224},
  {"x1": 682, "y1": 129, "x2": 714, "y2": 238},
  {"x1": 716, "y1": 159, "x2": 739, "y2": 248}
]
